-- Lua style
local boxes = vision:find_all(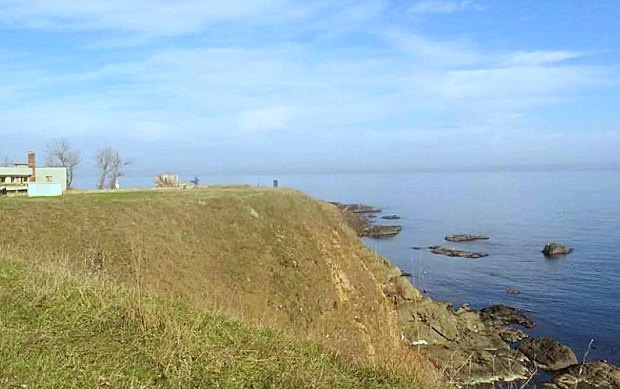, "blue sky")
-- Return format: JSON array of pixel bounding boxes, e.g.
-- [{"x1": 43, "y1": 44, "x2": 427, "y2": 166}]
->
[{"x1": 1, "y1": 0, "x2": 619, "y2": 178}]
